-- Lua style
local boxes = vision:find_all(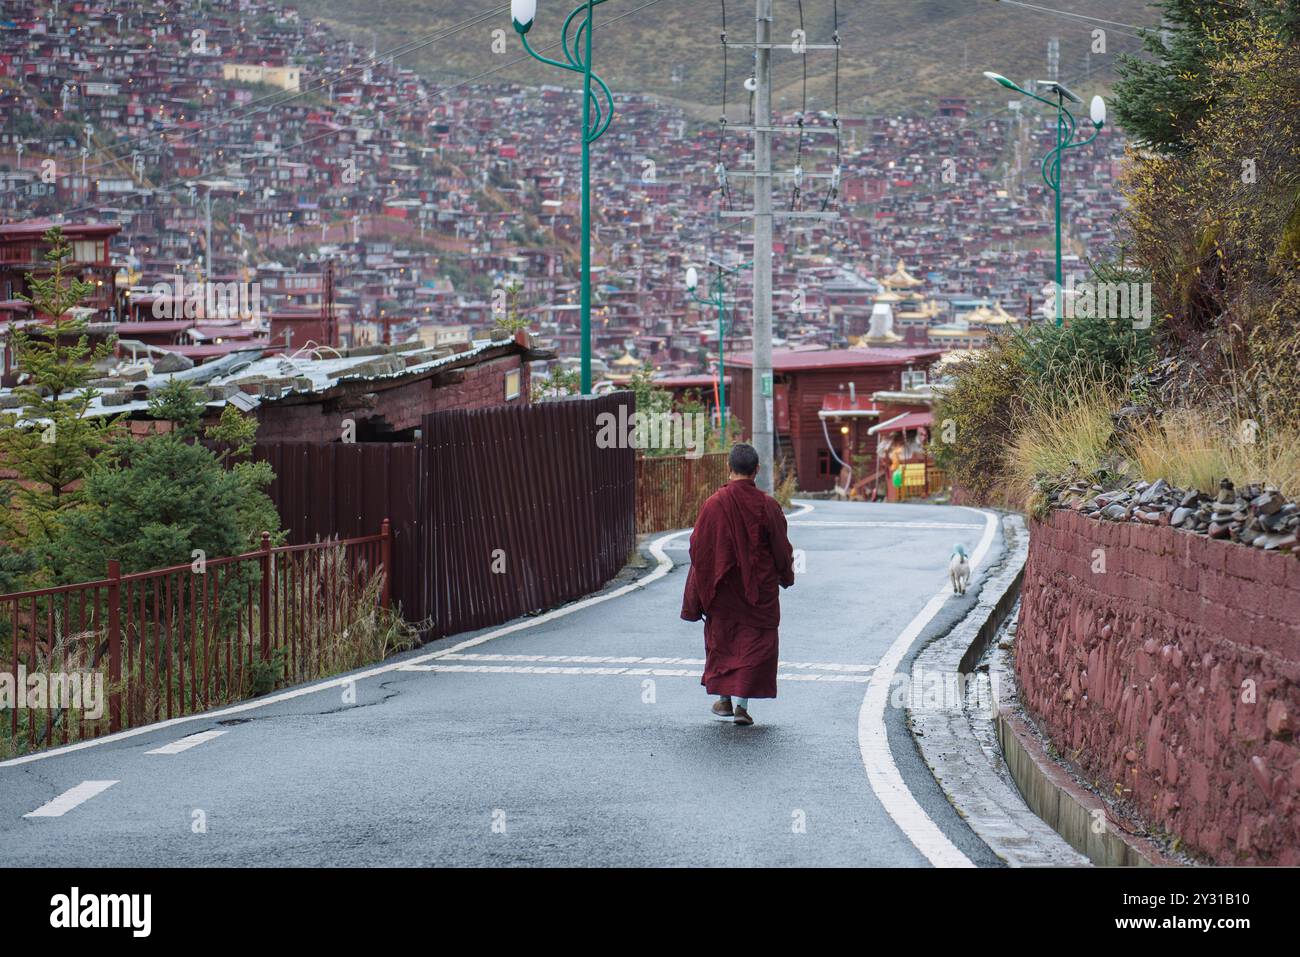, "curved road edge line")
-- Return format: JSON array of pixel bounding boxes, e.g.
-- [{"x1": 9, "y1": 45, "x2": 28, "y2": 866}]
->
[
  {"x1": 0, "y1": 500, "x2": 818, "y2": 769},
  {"x1": 856, "y1": 507, "x2": 999, "y2": 868}
]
